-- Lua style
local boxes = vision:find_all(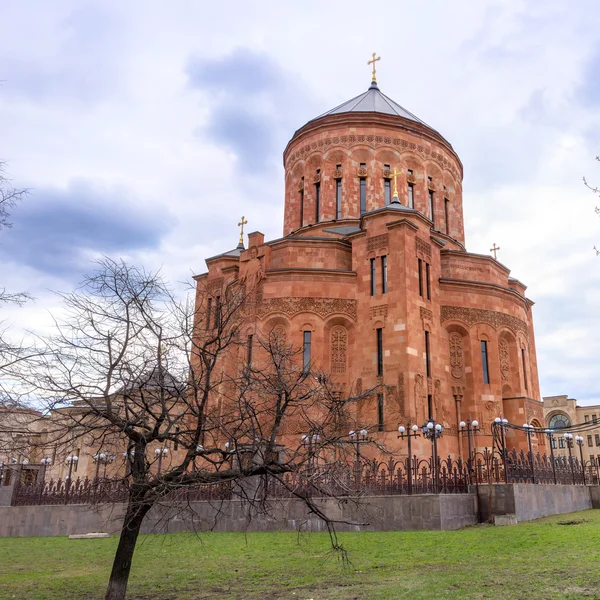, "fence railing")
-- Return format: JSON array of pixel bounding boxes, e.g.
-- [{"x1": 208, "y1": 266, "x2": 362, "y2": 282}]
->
[{"x1": 8, "y1": 448, "x2": 600, "y2": 506}]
